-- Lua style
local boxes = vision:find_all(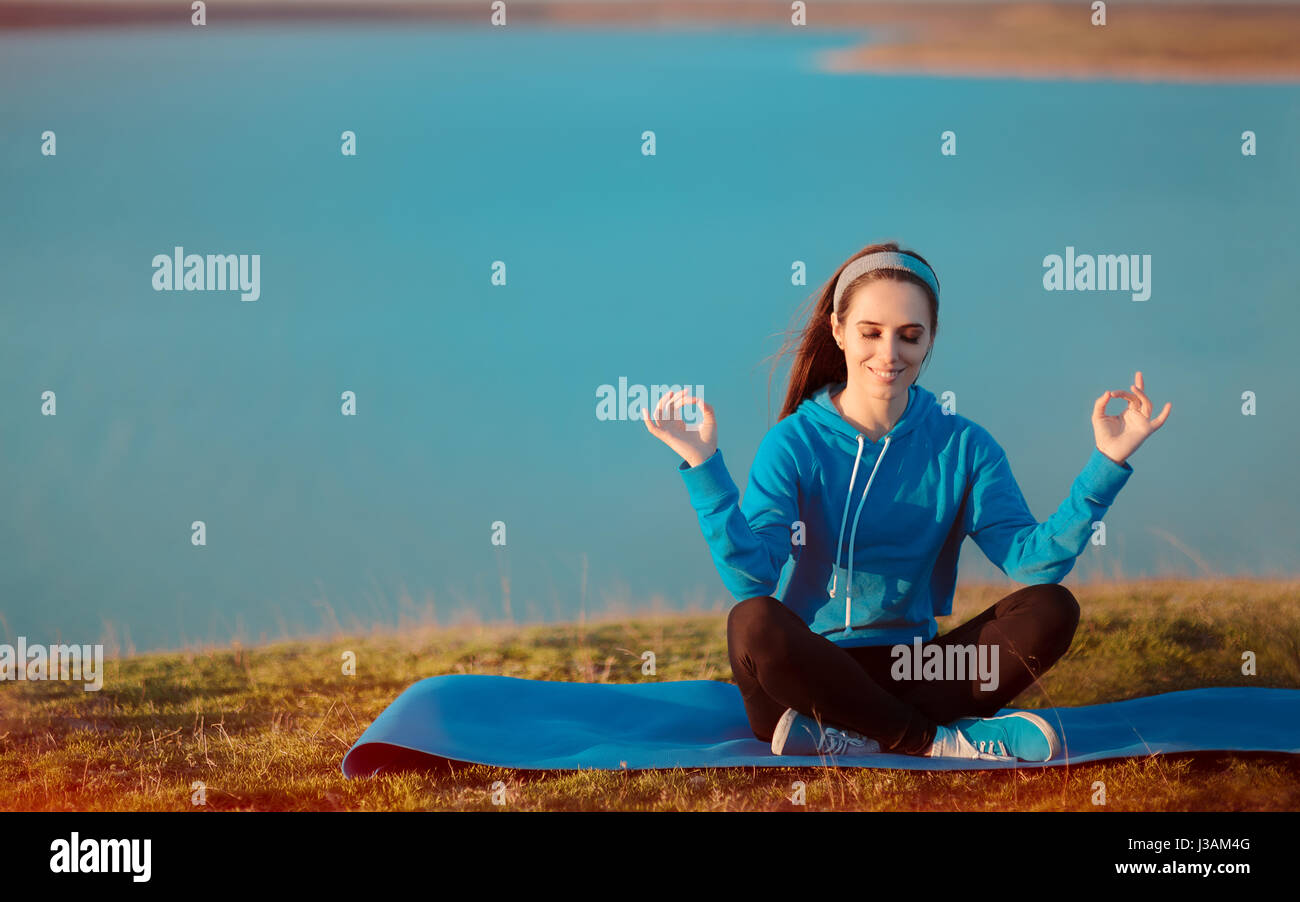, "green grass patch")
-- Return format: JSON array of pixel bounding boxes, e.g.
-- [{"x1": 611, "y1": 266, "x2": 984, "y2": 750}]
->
[{"x1": 1, "y1": 578, "x2": 1297, "y2": 811}]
